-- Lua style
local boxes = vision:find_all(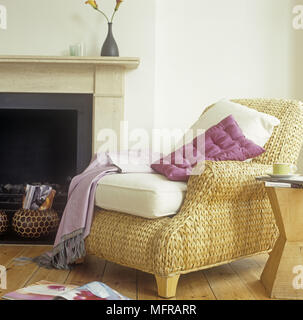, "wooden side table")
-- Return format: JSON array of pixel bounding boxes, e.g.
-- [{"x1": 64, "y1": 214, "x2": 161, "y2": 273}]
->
[{"x1": 260, "y1": 184, "x2": 303, "y2": 299}]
